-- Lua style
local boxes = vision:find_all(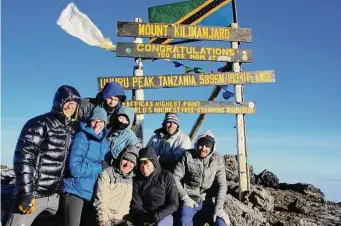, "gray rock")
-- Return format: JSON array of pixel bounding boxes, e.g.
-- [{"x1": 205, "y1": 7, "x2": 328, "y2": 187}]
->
[
  {"x1": 287, "y1": 198, "x2": 309, "y2": 214},
  {"x1": 224, "y1": 194, "x2": 269, "y2": 226},
  {"x1": 245, "y1": 186, "x2": 274, "y2": 212},
  {"x1": 277, "y1": 183, "x2": 325, "y2": 200},
  {"x1": 255, "y1": 169, "x2": 279, "y2": 188},
  {"x1": 224, "y1": 155, "x2": 255, "y2": 184}
]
